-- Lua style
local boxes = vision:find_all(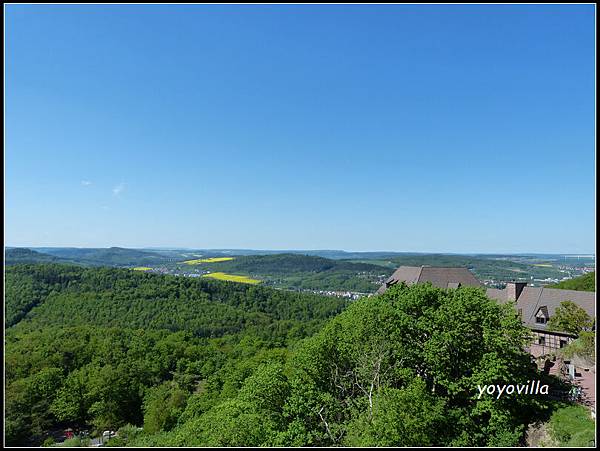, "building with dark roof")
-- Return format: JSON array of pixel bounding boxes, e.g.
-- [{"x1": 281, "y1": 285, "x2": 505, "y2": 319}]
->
[
  {"x1": 486, "y1": 282, "x2": 595, "y2": 357},
  {"x1": 376, "y1": 265, "x2": 481, "y2": 295},
  {"x1": 377, "y1": 267, "x2": 596, "y2": 357}
]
